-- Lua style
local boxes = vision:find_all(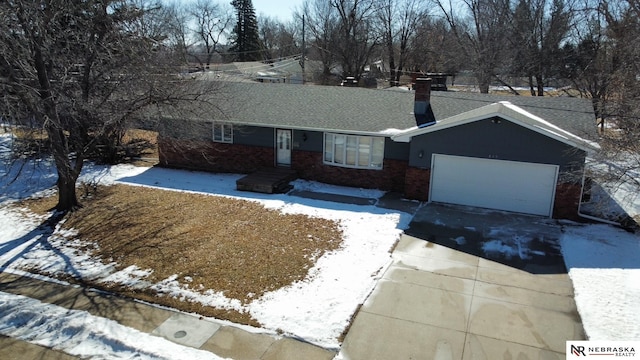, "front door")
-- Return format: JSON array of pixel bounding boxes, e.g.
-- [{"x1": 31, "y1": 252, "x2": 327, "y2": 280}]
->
[{"x1": 276, "y1": 129, "x2": 292, "y2": 167}]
